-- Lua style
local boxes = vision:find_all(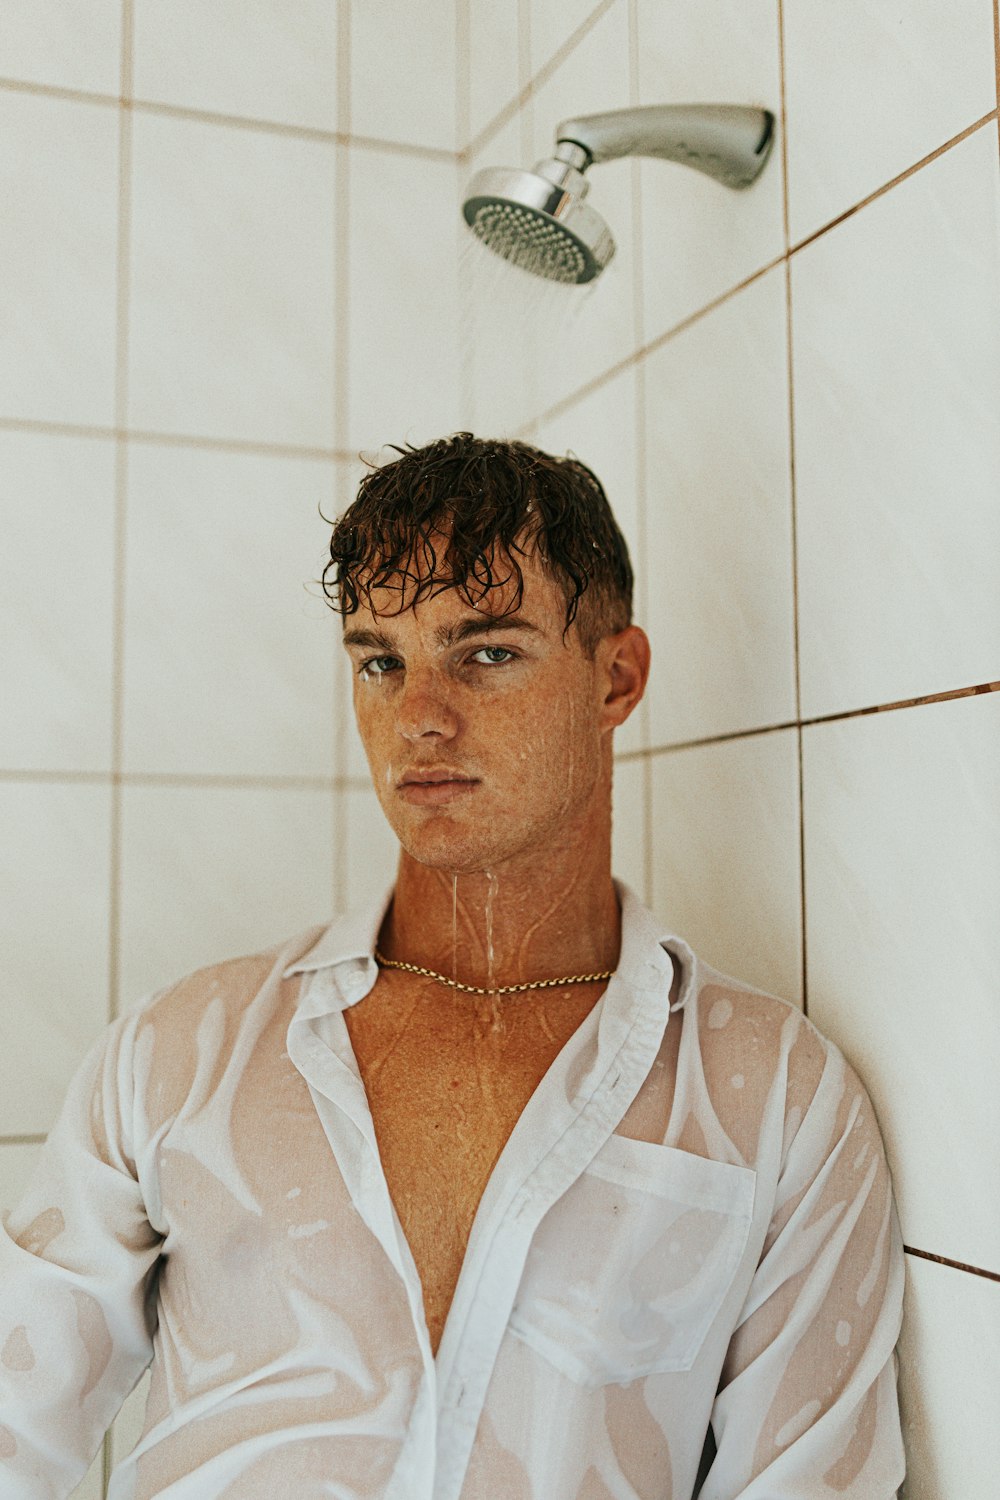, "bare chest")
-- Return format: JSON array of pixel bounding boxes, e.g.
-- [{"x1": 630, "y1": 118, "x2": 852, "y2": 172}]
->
[{"x1": 343, "y1": 978, "x2": 599, "y2": 1354}]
